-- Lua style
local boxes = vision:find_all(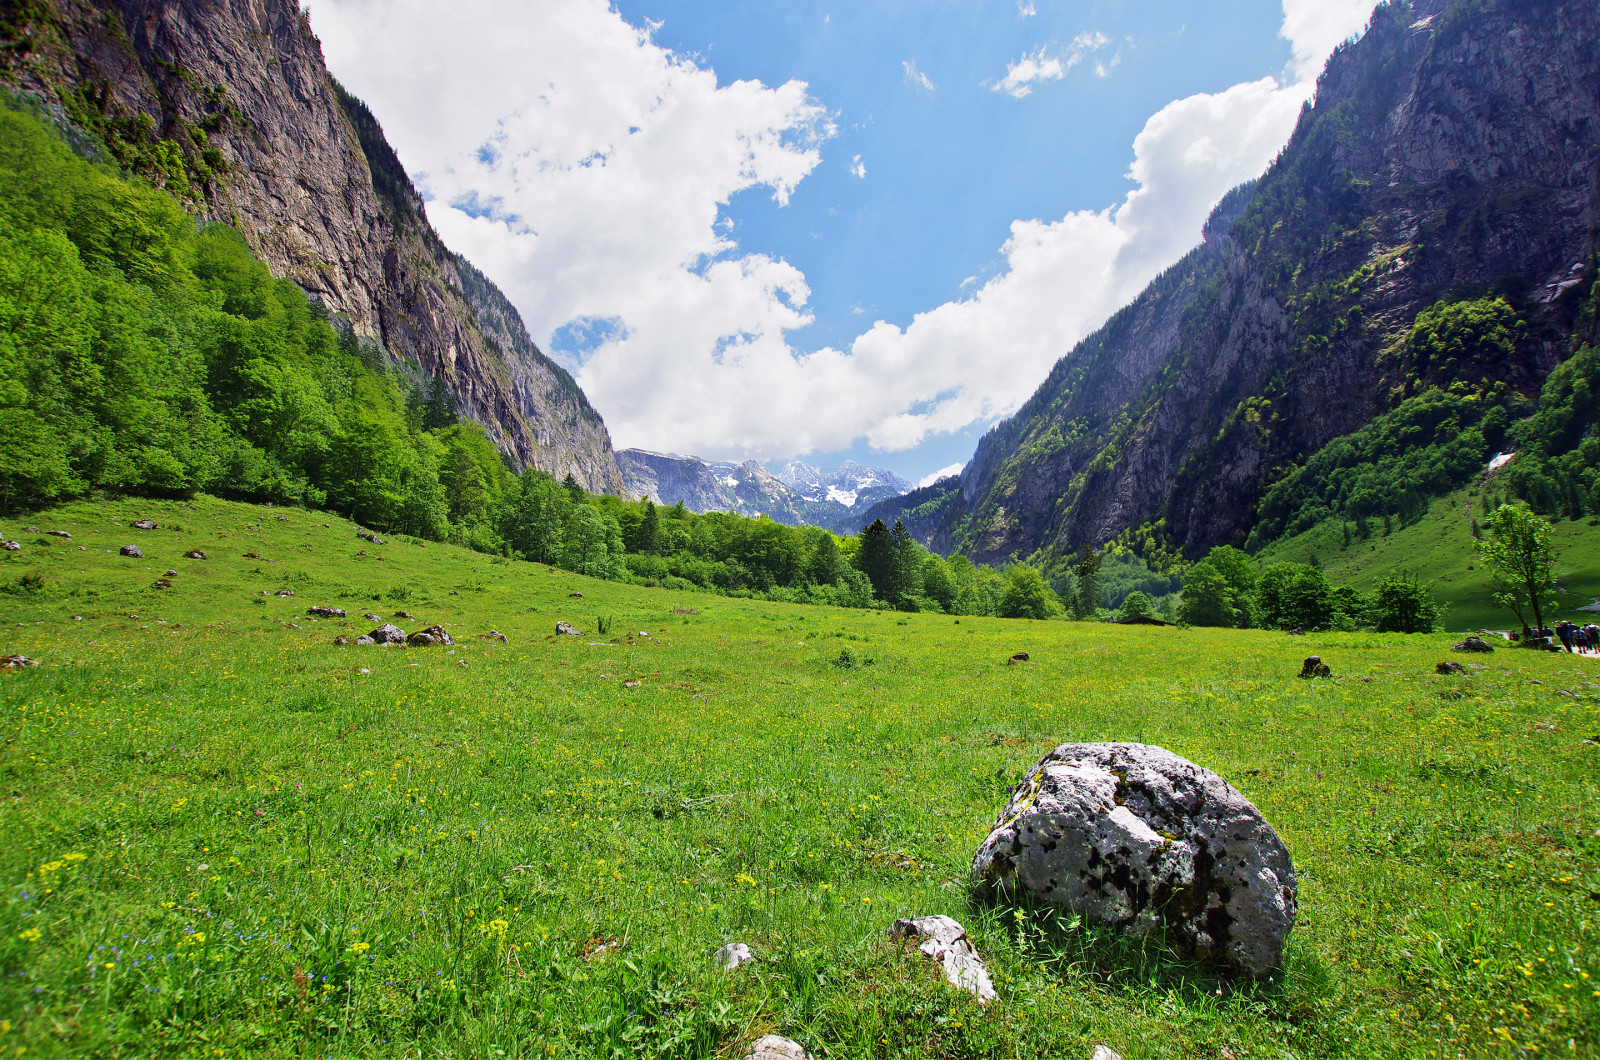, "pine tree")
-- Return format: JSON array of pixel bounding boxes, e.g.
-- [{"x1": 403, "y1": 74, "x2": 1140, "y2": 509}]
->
[{"x1": 422, "y1": 374, "x2": 459, "y2": 430}]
